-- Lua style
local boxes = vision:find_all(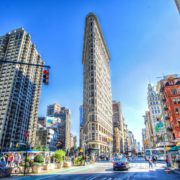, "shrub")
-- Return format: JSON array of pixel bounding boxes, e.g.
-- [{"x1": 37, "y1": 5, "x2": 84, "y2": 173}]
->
[
  {"x1": 34, "y1": 154, "x2": 44, "y2": 164},
  {"x1": 54, "y1": 150, "x2": 66, "y2": 163}
]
